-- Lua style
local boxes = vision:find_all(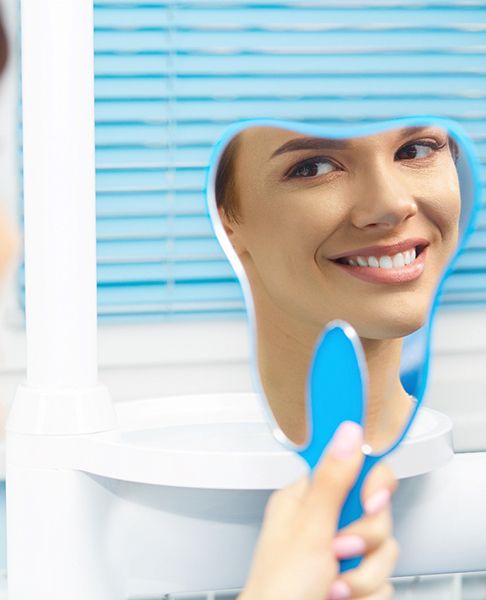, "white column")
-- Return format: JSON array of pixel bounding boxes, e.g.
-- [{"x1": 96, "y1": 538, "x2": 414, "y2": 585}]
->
[
  {"x1": 7, "y1": 0, "x2": 115, "y2": 434},
  {"x1": 20, "y1": 0, "x2": 98, "y2": 388}
]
